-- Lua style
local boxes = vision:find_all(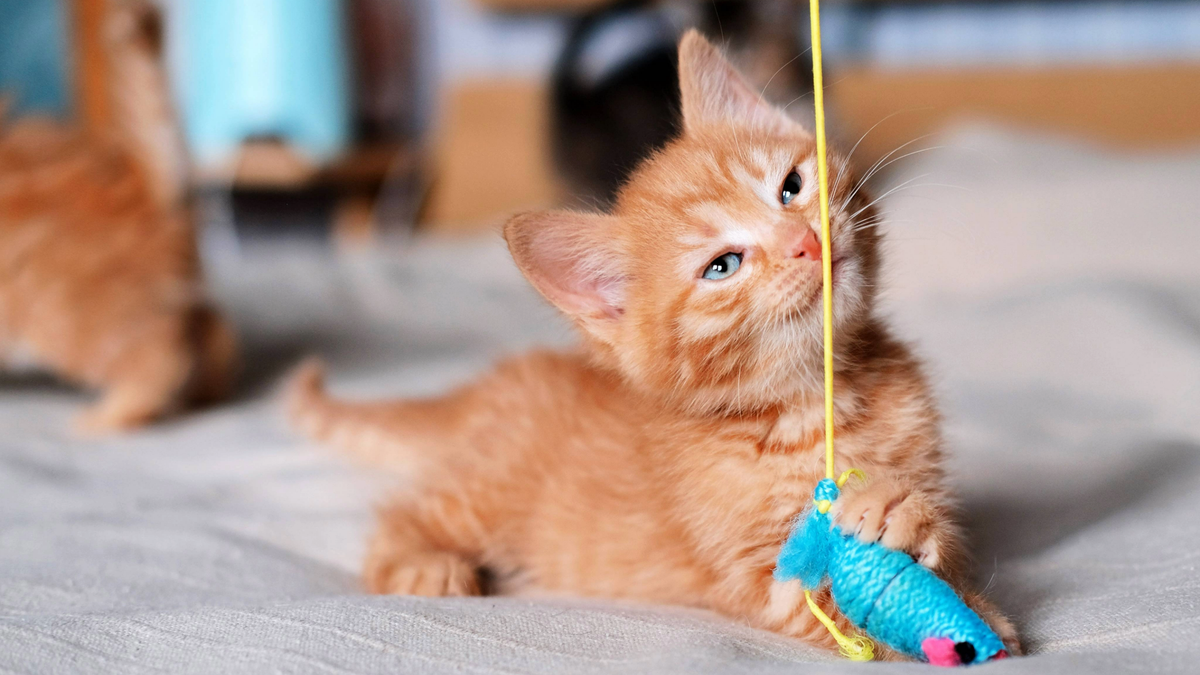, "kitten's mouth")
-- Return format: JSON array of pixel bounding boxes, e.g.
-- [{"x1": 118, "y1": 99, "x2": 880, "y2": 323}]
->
[
  {"x1": 778, "y1": 257, "x2": 849, "y2": 323},
  {"x1": 828, "y1": 257, "x2": 847, "y2": 284},
  {"x1": 803, "y1": 257, "x2": 847, "y2": 305}
]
